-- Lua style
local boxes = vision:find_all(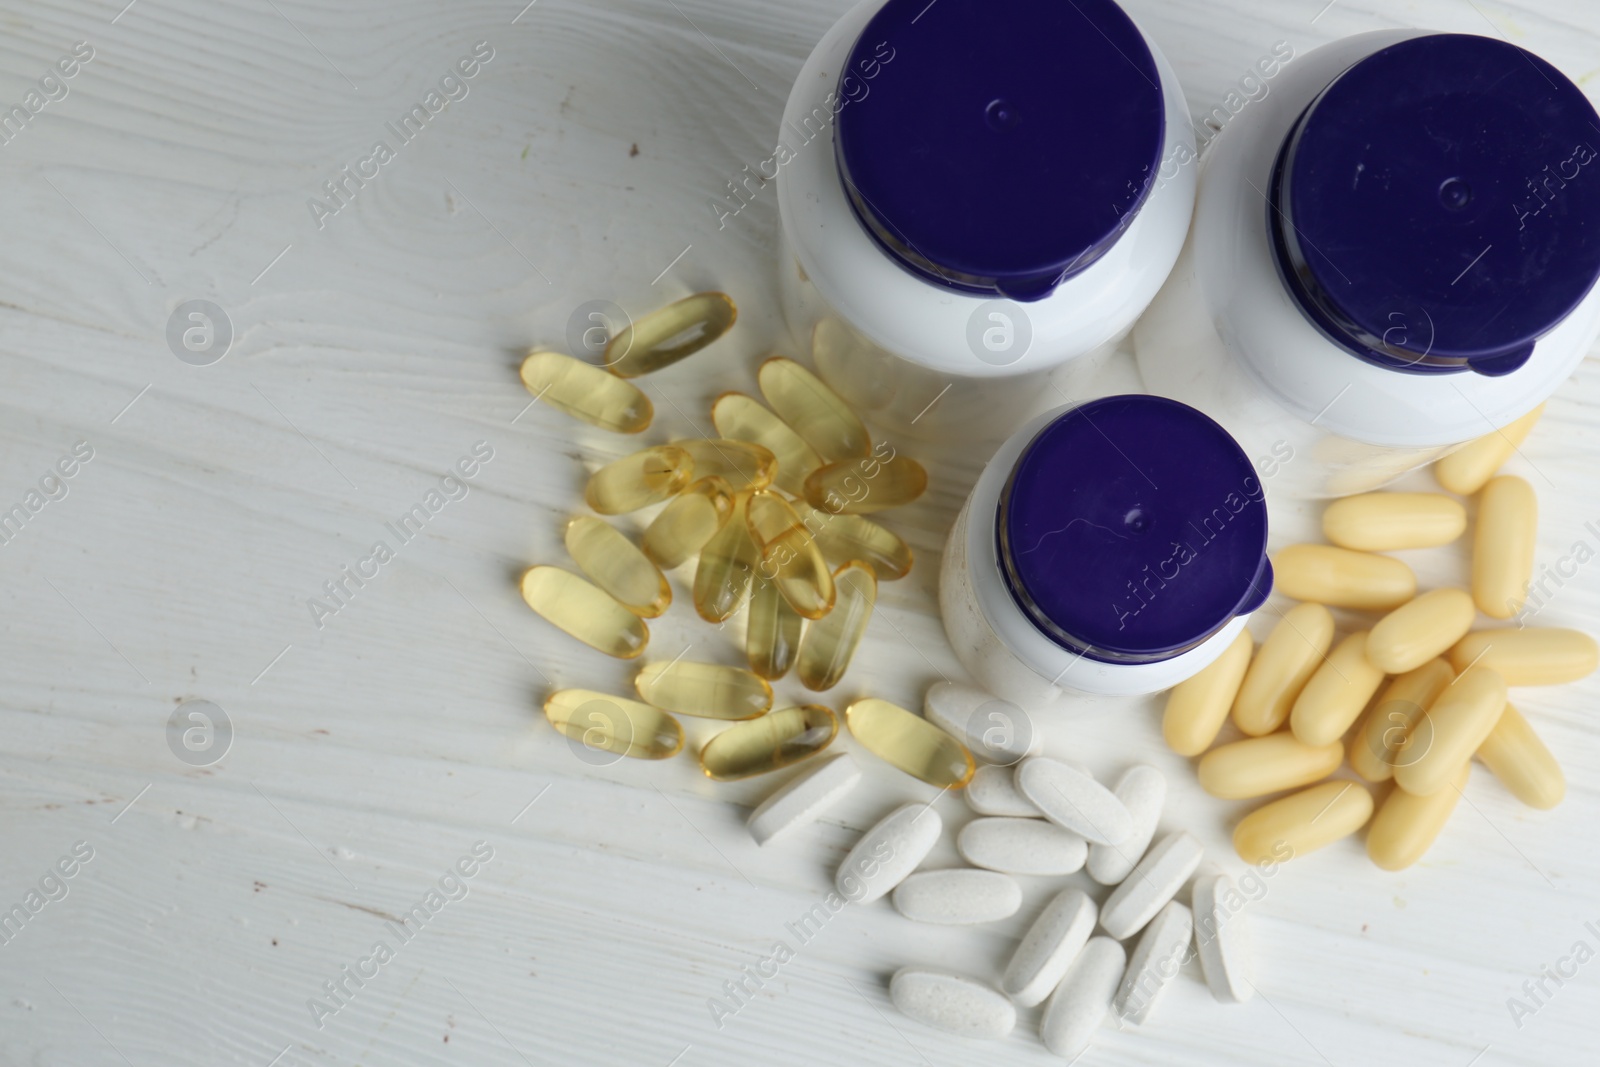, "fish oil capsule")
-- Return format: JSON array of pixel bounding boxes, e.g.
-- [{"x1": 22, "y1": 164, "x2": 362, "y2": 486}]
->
[
  {"x1": 520, "y1": 566, "x2": 648, "y2": 658},
  {"x1": 845, "y1": 697, "x2": 975, "y2": 789},
  {"x1": 746, "y1": 578, "x2": 803, "y2": 680},
  {"x1": 1272, "y1": 544, "x2": 1416, "y2": 610},
  {"x1": 603, "y1": 291, "x2": 736, "y2": 377},
  {"x1": 1232, "y1": 780, "x2": 1373, "y2": 864},
  {"x1": 543, "y1": 689, "x2": 682, "y2": 760},
  {"x1": 1163, "y1": 628, "x2": 1253, "y2": 756},
  {"x1": 634, "y1": 660, "x2": 771, "y2": 720},
  {"x1": 584, "y1": 445, "x2": 693, "y2": 515},
  {"x1": 697, "y1": 704, "x2": 838, "y2": 781},
  {"x1": 1393, "y1": 665, "x2": 1507, "y2": 796},
  {"x1": 757, "y1": 356, "x2": 871, "y2": 462},
  {"x1": 1197, "y1": 733, "x2": 1344, "y2": 799},
  {"x1": 1476, "y1": 703, "x2": 1564, "y2": 809},
  {"x1": 803, "y1": 453, "x2": 928, "y2": 514},
  {"x1": 693, "y1": 494, "x2": 758, "y2": 623},
  {"x1": 641, "y1": 476, "x2": 733, "y2": 569},
  {"x1": 798, "y1": 503, "x2": 913, "y2": 581},
  {"x1": 1289, "y1": 632, "x2": 1387, "y2": 746},
  {"x1": 746, "y1": 490, "x2": 835, "y2": 619},
  {"x1": 1321, "y1": 492, "x2": 1467, "y2": 551},
  {"x1": 1232, "y1": 603, "x2": 1335, "y2": 736},
  {"x1": 518, "y1": 349, "x2": 652, "y2": 433},
  {"x1": 563, "y1": 516, "x2": 670, "y2": 618},
  {"x1": 711, "y1": 393, "x2": 821, "y2": 497},
  {"x1": 797, "y1": 562, "x2": 876, "y2": 691},
  {"x1": 1472, "y1": 475, "x2": 1538, "y2": 619},
  {"x1": 1366, "y1": 588, "x2": 1475, "y2": 674},
  {"x1": 1367, "y1": 763, "x2": 1469, "y2": 870},
  {"x1": 1434, "y1": 403, "x2": 1544, "y2": 496},
  {"x1": 1449, "y1": 628, "x2": 1599, "y2": 686},
  {"x1": 1349, "y1": 659, "x2": 1455, "y2": 782},
  {"x1": 674, "y1": 439, "x2": 777, "y2": 493}
]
